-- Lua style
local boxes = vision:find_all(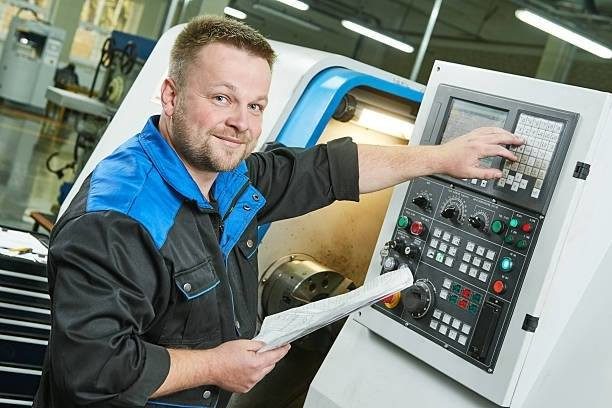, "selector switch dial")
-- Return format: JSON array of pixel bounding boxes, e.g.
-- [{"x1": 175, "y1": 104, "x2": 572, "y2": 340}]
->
[
  {"x1": 403, "y1": 279, "x2": 435, "y2": 319},
  {"x1": 468, "y1": 215, "x2": 486, "y2": 231},
  {"x1": 439, "y1": 196, "x2": 466, "y2": 224},
  {"x1": 412, "y1": 195, "x2": 430, "y2": 210},
  {"x1": 441, "y1": 206, "x2": 460, "y2": 221}
]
